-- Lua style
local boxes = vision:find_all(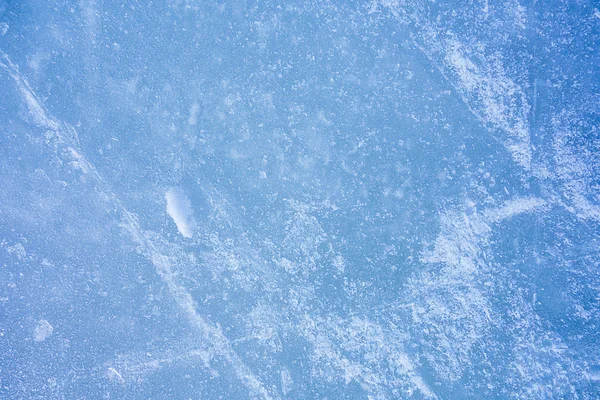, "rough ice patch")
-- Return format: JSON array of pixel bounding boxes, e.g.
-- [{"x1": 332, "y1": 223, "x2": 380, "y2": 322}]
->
[
  {"x1": 165, "y1": 187, "x2": 196, "y2": 238},
  {"x1": 444, "y1": 39, "x2": 532, "y2": 170}
]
